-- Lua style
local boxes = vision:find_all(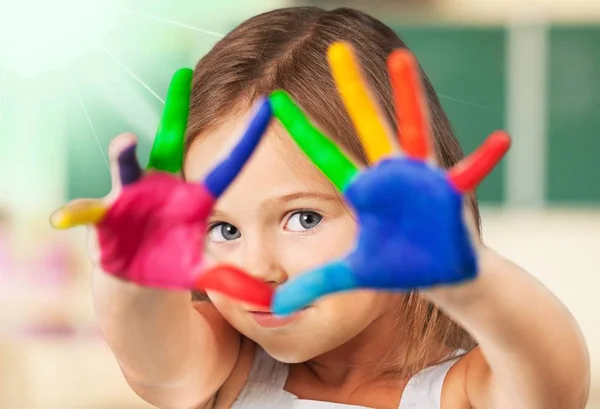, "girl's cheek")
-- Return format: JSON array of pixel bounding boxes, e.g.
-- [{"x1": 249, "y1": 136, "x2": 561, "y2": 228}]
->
[
  {"x1": 280, "y1": 223, "x2": 353, "y2": 278},
  {"x1": 206, "y1": 290, "x2": 237, "y2": 318},
  {"x1": 203, "y1": 239, "x2": 241, "y2": 269}
]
